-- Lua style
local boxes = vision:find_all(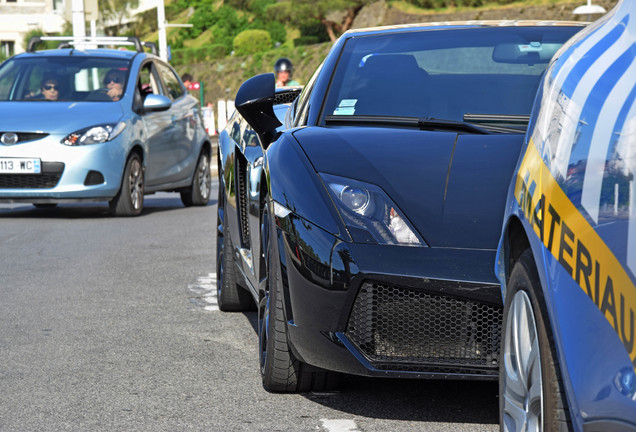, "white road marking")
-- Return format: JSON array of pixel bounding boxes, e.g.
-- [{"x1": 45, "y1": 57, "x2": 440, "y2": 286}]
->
[
  {"x1": 320, "y1": 419, "x2": 360, "y2": 432},
  {"x1": 188, "y1": 273, "x2": 219, "y2": 311}
]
